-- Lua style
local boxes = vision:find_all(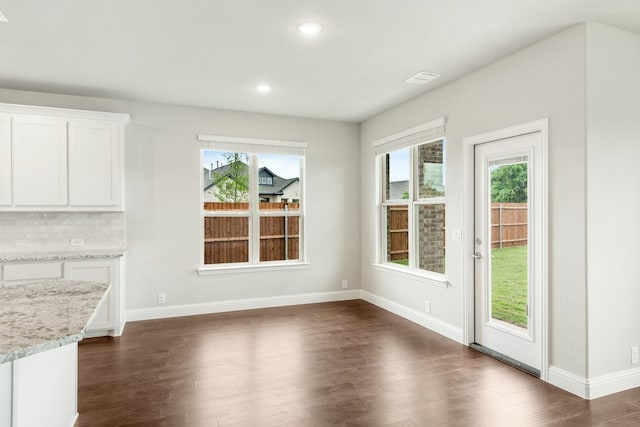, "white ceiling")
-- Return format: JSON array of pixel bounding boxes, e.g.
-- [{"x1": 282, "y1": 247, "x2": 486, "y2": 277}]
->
[{"x1": 0, "y1": 0, "x2": 639, "y2": 122}]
